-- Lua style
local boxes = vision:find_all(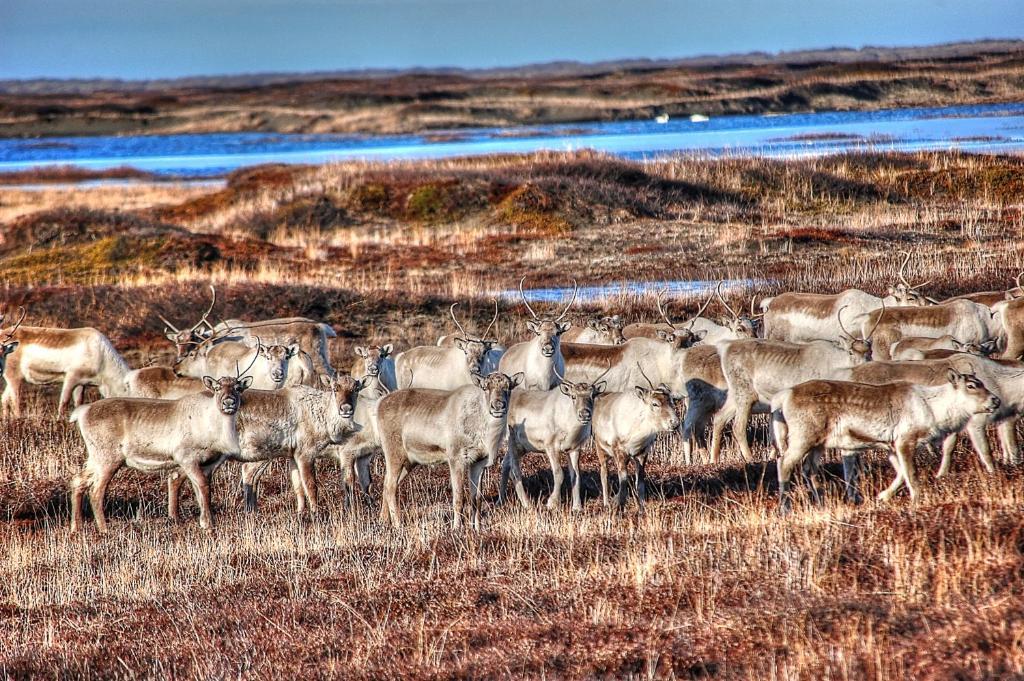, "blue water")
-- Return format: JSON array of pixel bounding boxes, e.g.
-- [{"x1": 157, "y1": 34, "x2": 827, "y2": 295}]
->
[
  {"x1": 2, "y1": 102, "x2": 1023, "y2": 177},
  {"x1": 501, "y1": 279, "x2": 755, "y2": 304}
]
